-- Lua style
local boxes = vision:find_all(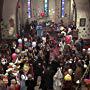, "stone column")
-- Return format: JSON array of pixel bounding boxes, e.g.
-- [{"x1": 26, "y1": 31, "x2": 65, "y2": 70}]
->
[
  {"x1": 31, "y1": 0, "x2": 35, "y2": 20},
  {"x1": 55, "y1": 0, "x2": 60, "y2": 23},
  {"x1": 0, "y1": 0, "x2": 4, "y2": 39},
  {"x1": 21, "y1": 0, "x2": 24, "y2": 25},
  {"x1": 70, "y1": 0, "x2": 74, "y2": 23},
  {"x1": 49, "y1": 0, "x2": 55, "y2": 22}
]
